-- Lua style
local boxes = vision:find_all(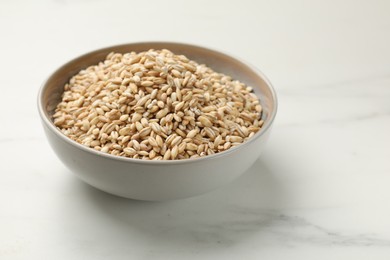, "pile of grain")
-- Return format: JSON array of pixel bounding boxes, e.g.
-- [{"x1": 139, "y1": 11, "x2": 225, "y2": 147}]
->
[{"x1": 53, "y1": 49, "x2": 263, "y2": 160}]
